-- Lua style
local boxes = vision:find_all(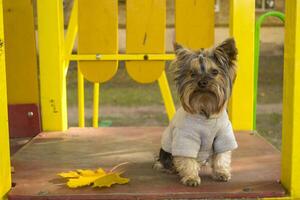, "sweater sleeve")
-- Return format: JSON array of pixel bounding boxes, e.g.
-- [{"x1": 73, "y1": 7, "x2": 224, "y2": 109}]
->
[
  {"x1": 214, "y1": 121, "x2": 238, "y2": 153},
  {"x1": 171, "y1": 127, "x2": 201, "y2": 158}
]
